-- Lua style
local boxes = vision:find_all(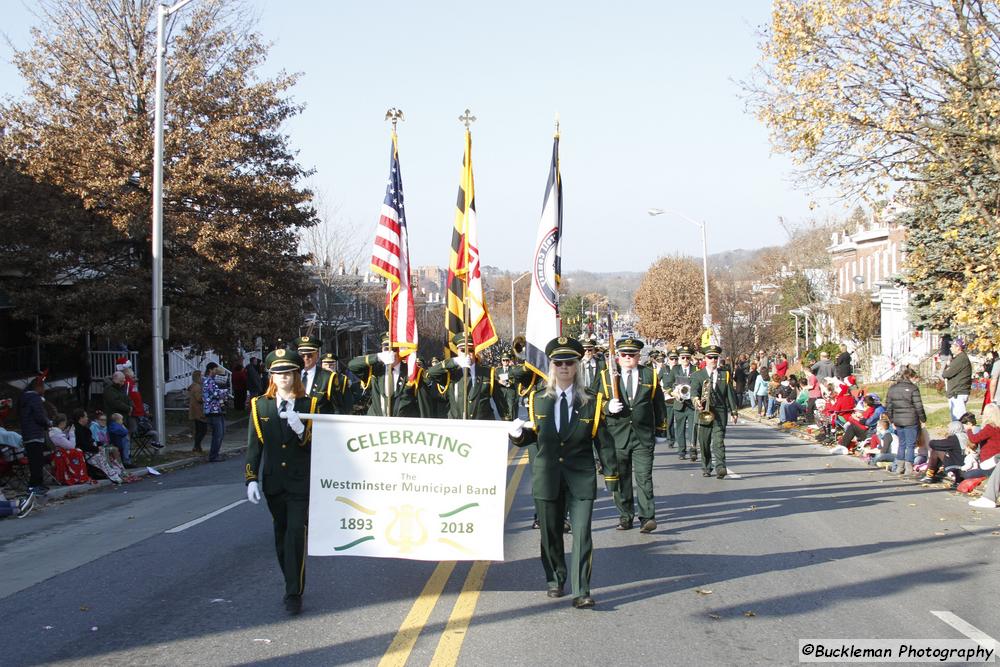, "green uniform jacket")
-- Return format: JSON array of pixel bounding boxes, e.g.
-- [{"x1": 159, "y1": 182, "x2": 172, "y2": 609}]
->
[
  {"x1": 597, "y1": 365, "x2": 667, "y2": 451},
  {"x1": 347, "y1": 354, "x2": 426, "y2": 418},
  {"x1": 579, "y1": 357, "x2": 606, "y2": 394},
  {"x1": 688, "y1": 368, "x2": 739, "y2": 415},
  {"x1": 308, "y1": 368, "x2": 349, "y2": 415},
  {"x1": 245, "y1": 394, "x2": 318, "y2": 495},
  {"x1": 511, "y1": 389, "x2": 618, "y2": 500},
  {"x1": 425, "y1": 359, "x2": 501, "y2": 420}
]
